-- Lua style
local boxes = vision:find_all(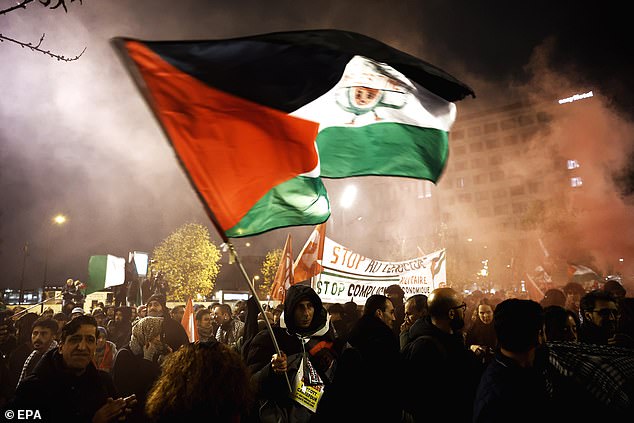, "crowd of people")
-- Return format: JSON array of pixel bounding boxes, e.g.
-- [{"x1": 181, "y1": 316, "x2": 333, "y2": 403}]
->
[{"x1": 0, "y1": 278, "x2": 633, "y2": 422}]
